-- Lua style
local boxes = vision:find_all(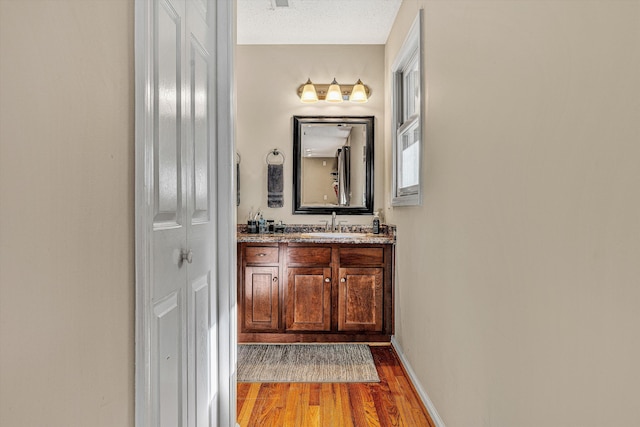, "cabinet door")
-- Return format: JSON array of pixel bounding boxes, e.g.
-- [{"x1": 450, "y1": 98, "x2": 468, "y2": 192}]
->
[
  {"x1": 286, "y1": 267, "x2": 332, "y2": 331},
  {"x1": 244, "y1": 266, "x2": 279, "y2": 331},
  {"x1": 338, "y1": 268, "x2": 383, "y2": 332}
]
